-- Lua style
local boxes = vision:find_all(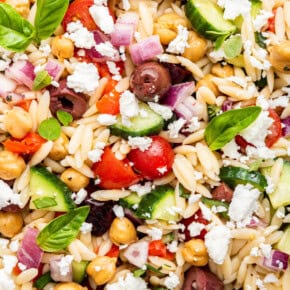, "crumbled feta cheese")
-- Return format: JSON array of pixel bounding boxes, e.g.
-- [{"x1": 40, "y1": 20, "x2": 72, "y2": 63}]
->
[
  {"x1": 182, "y1": 117, "x2": 200, "y2": 133},
  {"x1": 168, "y1": 118, "x2": 186, "y2": 138},
  {"x1": 65, "y1": 21, "x2": 95, "y2": 49},
  {"x1": 122, "y1": 0, "x2": 130, "y2": 10},
  {"x1": 246, "y1": 146, "x2": 275, "y2": 160},
  {"x1": 157, "y1": 166, "x2": 168, "y2": 175},
  {"x1": 129, "y1": 182, "x2": 152, "y2": 196},
  {"x1": 0, "y1": 238, "x2": 9, "y2": 249},
  {"x1": 72, "y1": 188, "x2": 88, "y2": 205},
  {"x1": 229, "y1": 184, "x2": 261, "y2": 223},
  {"x1": 188, "y1": 193, "x2": 201, "y2": 204},
  {"x1": 250, "y1": 246, "x2": 260, "y2": 257},
  {"x1": 253, "y1": 10, "x2": 273, "y2": 31},
  {"x1": 148, "y1": 102, "x2": 173, "y2": 121},
  {"x1": 147, "y1": 227, "x2": 163, "y2": 240},
  {"x1": 120, "y1": 90, "x2": 139, "y2": 124},
  {"x1": 39, "y1": 42, "x2": 51, "y2": 56},
  {"x1": 58, "y1": 255, "x2": 74, "y2": 276},
  {"x1": 12, "y1": 53, "x2": 28, "y2": 62},
  {"x1": 95, "y1": 41, "x2": 118, "y2": 58},
  {"x1": 188, "y1": 222, "x2": 205, "y2": 237},
  {"x1": 67, "y1": 62, "x2": 99, "y2": 93},
  {"x1": 0, "y1": 269, "x2": 16, "y2": 289},
  {"x1": 167, "y1": 206, "x2": 182, "y2": 215},
  {"x1": 163, "y1": 272, "x2": 180, "y2": 289},
  {"x1": 113, "y1": 205, "x2": 125, "y2": 218},
  {"x1": 128, "y1": 136, "x2": 152, "y2": 151},
  {"x1": 87, "y1": 141, "x2": 106, "y2": 163},
  {"x1": 9, "y1": 240, "x2": 19, "y2": 252},
  {"x1": 3, "y1": 255, "x2": 18, "y2": 274},
  {"x1": 217, "y1": 0, "x2": 251, "y2": 20},
  {"x1": 222, "y1": 139, "x2": 242, "y2": 160},
  {"x1": 211, "y1": 205, "x2": 228, "y2": 214},
  {"x1": 105, "y1": 272, "x2": 149, "y2": 290},
  {"x1": 89, "y1": 5, "x2": 114, "y2": 34},
  {"x1": 97, "y1": 114, "x2": 117, "y2": 125},
  {"x1": 204, "y1": 225, "x2": 231, "y2": 264},
  {"x1": 0, "y1": 180, "x2": 22, "y2": 209},
  {"x1": 256, "y1": 95, "x2": 270, "y2": 110},
  {"x1": 166, "y1": 25, "x2": 189, "y2": 54},
  {"x1": 17, "y1": 263, "x2": 27, "y2": 271},
  {"x1": 106, "y1": 61, "x2": 120, "y2": 77},
  {"x1": 80, "y1": 222, "x2": 93, "y2": 234},
  {"x1": 269, "y1": 96, "x2": 289, "y2": 109},
  {"x1": 263, "y1": 273, "x2": 279, "y2": 283},
  {"x1": 208, "y1": 48, "x2": 226, "y2": 63},
  {"x1": 259, "y1": 243, "x2": 272, "y2": 258},
  {"x1": 199, "y1": 202, "x2": 212, "y2": 221},
  {"x1": 167, "y1": 240, "x2": 178, "y2": 253}
]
